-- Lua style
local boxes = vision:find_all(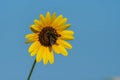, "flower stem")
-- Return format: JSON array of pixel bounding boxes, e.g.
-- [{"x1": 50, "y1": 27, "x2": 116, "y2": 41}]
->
[{"x1": 27, "y1": 59, "x2": 36, "y2": 80}]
